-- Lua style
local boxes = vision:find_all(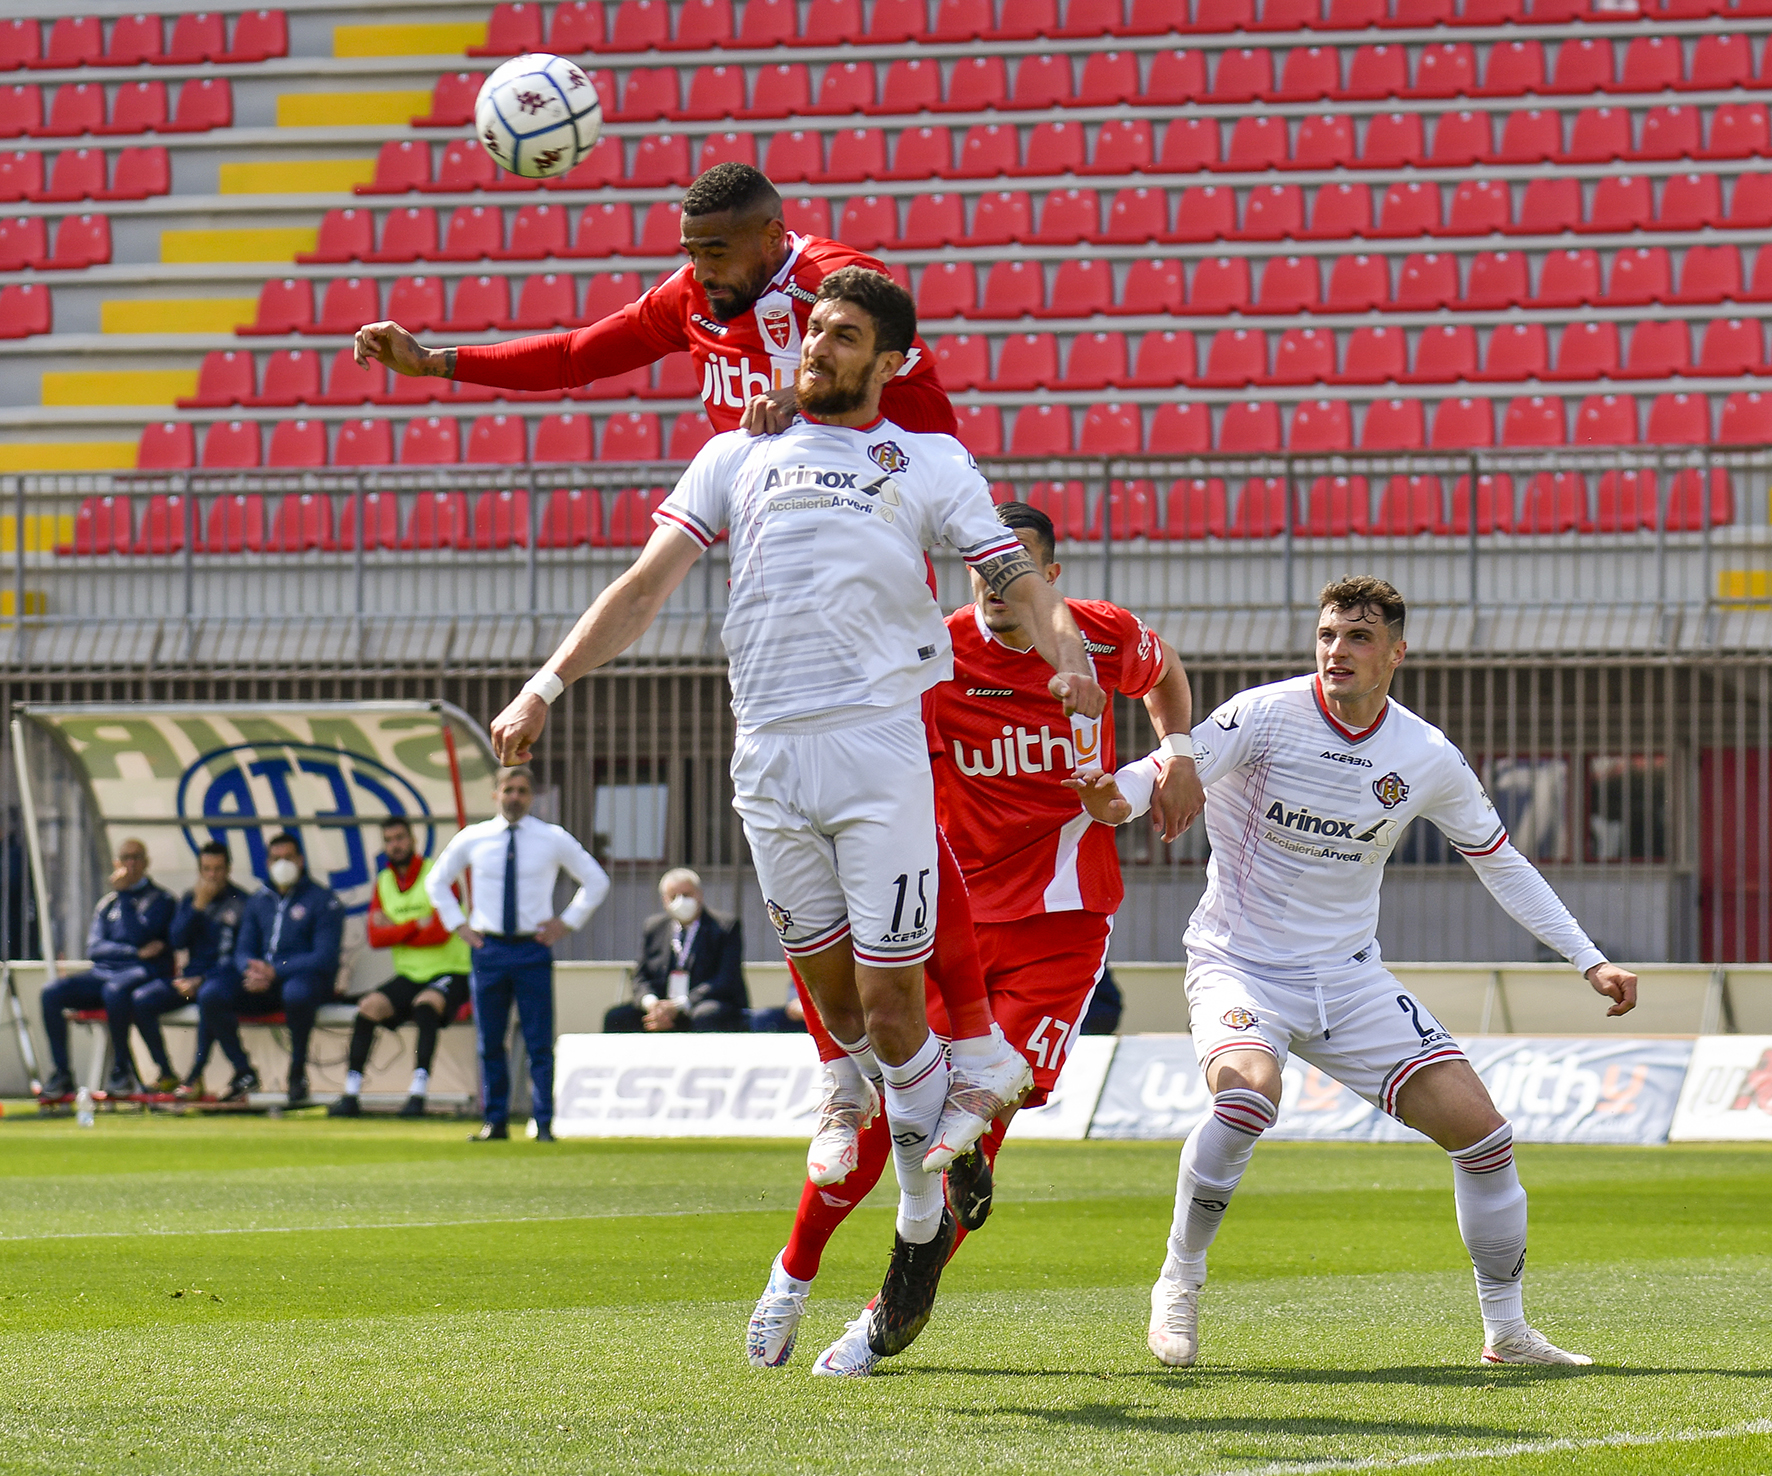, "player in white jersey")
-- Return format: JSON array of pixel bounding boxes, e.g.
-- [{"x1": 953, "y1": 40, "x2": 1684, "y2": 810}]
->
[
  {"x1": 490, "y1": 265, "x2": 1105, "y2": 1353},
  {"x1": 1072, "y1": 575, "x2": 1638, "y2": 1371}
]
